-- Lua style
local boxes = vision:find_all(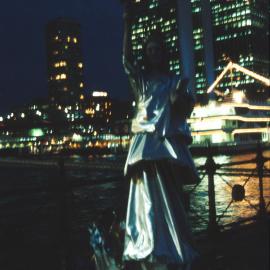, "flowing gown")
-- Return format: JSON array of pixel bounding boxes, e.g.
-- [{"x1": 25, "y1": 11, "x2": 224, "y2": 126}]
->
[{"x1": 123, "y1": 59, "x2": 199, "y2": 266}]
